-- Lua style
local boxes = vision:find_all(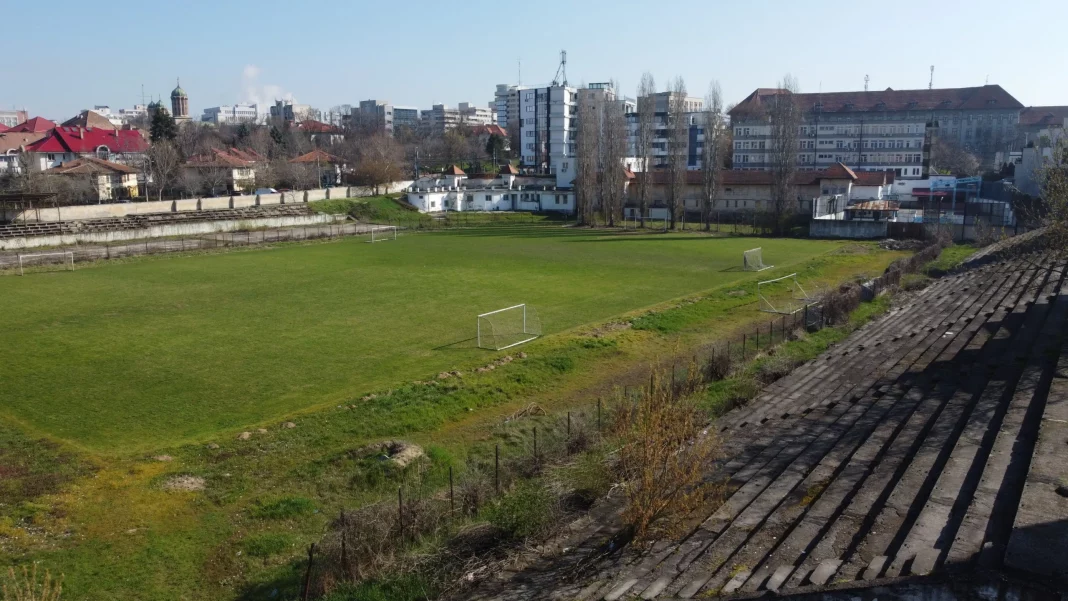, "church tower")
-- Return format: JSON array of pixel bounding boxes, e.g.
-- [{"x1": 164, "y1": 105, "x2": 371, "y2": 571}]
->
[{"x1": 170, "y1": 79, "x2": 190, "y2": 122}]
